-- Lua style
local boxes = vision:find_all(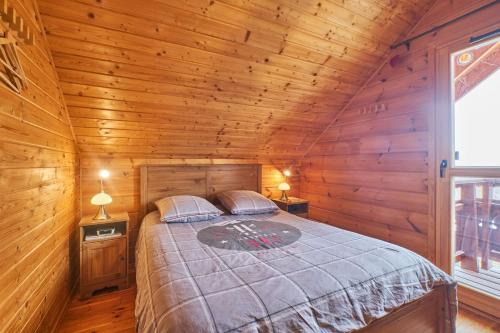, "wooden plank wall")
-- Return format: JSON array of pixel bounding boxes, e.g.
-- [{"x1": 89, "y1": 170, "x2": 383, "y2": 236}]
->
[
  {"x1": 80, "y1": 156, "x2": 300, "y2": 263},
  {"x1": 35, "y1": 0, "x2": 442, "y2": 273},
  {"x1": 37, "y1": 0, "x2": 434, "y2": 160},
  {"x1": 0, "y1": 0, "x2": 78, "y2": 332},
  {"x1": 300, "y1": 0, "x2": 500, "y2": 260}
]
